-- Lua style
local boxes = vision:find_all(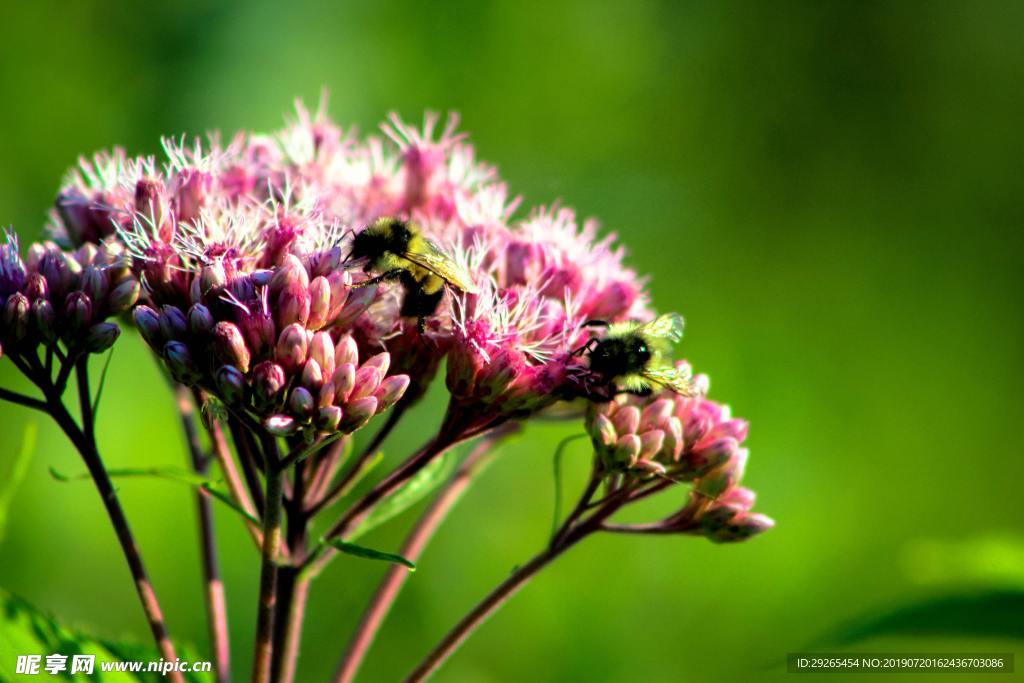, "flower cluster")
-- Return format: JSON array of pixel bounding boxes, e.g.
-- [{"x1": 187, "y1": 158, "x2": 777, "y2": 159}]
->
[
  {"x1": 131, "y1": 250, "x2": 409, "y2": 438},
  {"x1": 585, "y1": 362, "x2": 774, "y2": 543},
  {"x1": 0, "y1": 233, "x2": 139, "y2": 361}
]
